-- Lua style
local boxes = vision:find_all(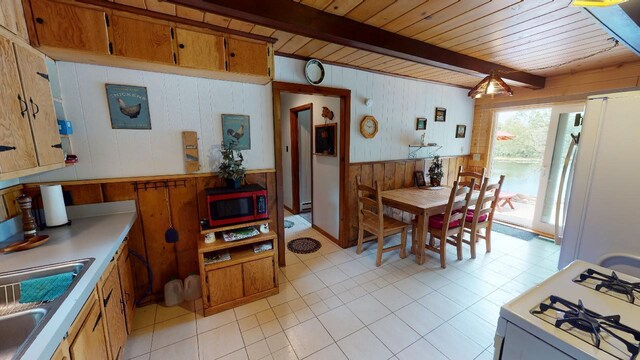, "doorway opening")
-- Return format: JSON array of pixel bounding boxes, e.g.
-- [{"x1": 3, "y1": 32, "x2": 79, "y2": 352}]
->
[
  {"x1": 489, "y1": 104, "x2": 584, "y2": 235},
  {"x1": 289, "y1": 103, "x2": 313, "y2": 225}
]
